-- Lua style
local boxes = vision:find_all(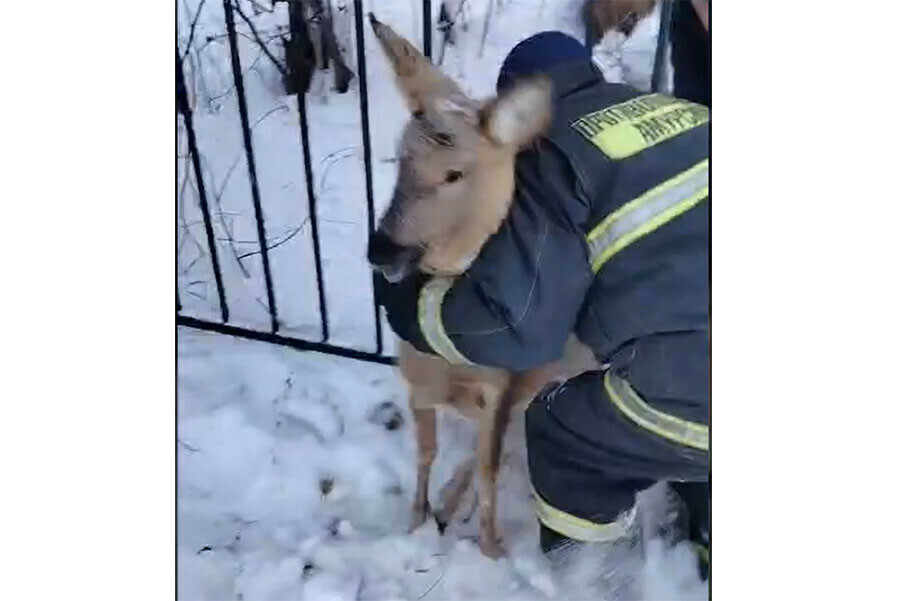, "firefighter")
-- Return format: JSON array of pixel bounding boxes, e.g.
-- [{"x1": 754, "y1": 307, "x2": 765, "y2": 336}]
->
[{"x1": 374, "y1": 23, "x2": 710, "y2": 570}]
